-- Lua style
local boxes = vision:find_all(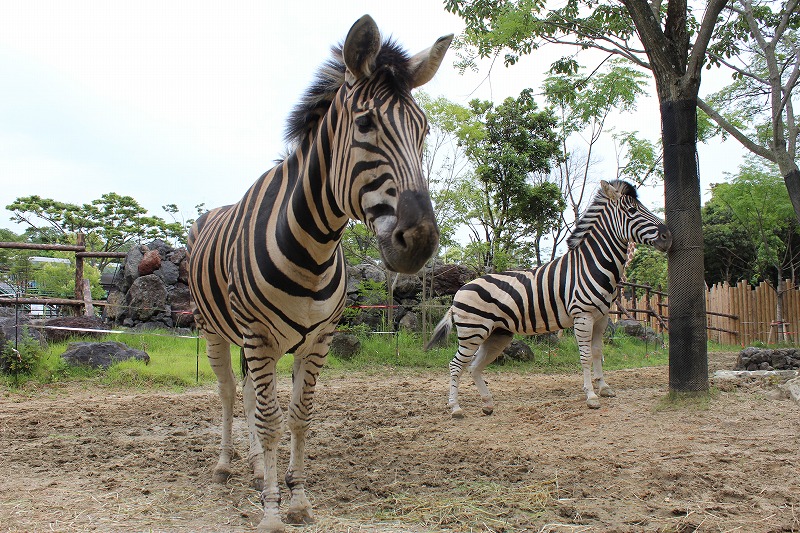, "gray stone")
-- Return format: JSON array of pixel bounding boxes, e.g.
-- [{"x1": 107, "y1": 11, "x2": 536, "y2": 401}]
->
[
  {"x1": 120, "y1": 246, "x2": 145, "y2": 292},
  {"x1": 61, "y1": 341, "x2": 150, "y2": 369},
  {"x1": 330, "y1": 333, "x2": 361, "y2": 360},
  {"x1": 43, "y1": 316, "x2": 107, "y2": 343},
  {"x1": 392, "y1": 273, "x2": 422, "y2": 299},
  {"x1": 124, "y1": 274, "x2": 168, "y2": 323},
  {"x1": 496, "y1": 339, "x2": 535, "y2": 364},
  {"x1": 154, "y1": 260, "x2": 180, "y2": 286},
  {"x1": 398, "y1": 312, "x2": 418, "y2": 331},
  {"x1": 780, "y1": 377, "x2": 800, "y2": 405}
]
